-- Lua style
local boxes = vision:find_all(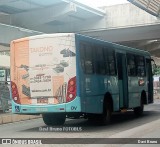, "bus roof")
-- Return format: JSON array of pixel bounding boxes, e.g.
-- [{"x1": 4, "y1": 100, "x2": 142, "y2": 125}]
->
[
  {"x1": 11, "y1": 33, "x2": 75, "y2": 43},
  {"x1": 113, "y1": 42, "x2": 150, "y2": 57},
  {"x1": 75, "y1": 33, "x2": 151, "y2": 57},
  {"x1": 11, "y1": 33, "x2": 150, "y2": 57}
]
